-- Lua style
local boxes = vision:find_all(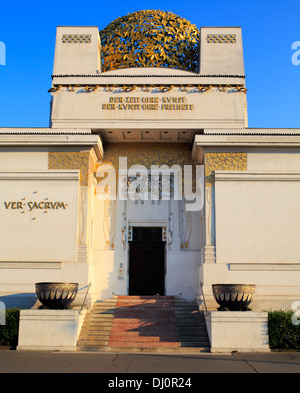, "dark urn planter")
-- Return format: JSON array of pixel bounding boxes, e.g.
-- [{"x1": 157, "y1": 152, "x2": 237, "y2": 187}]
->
[
  {"x1": 35, "y1": 282, "x2": 78, "y2": 309},
  {"x1": 212, "y1": 284, "x2": 256, "y2": 311}
]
